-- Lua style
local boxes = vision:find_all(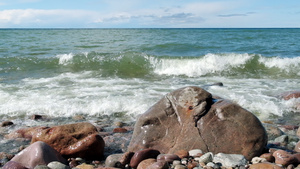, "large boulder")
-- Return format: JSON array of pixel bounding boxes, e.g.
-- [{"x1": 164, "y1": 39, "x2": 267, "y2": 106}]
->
[
  {"x1": 128, "y1": 86, "x2": 267, "y2": 160},
  {"x1": 31, "y1": 122, "x2": 105, "y2": 160},
  {"x1": 3, "y1": 141, "x2": 67, "y2": 169}
]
